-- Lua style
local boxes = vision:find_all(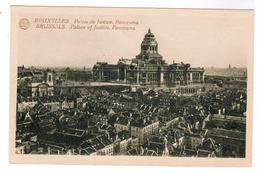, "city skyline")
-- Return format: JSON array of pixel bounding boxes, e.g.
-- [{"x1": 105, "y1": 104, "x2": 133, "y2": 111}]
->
[{"x1": 17, "y1": 9, "x2": 252, "y2": 68}]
